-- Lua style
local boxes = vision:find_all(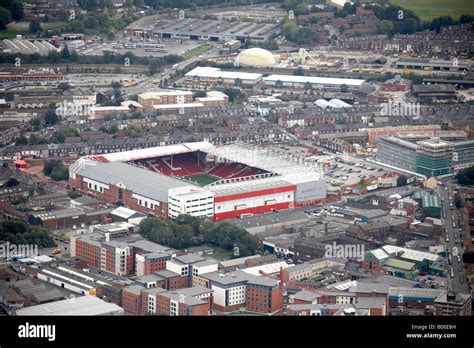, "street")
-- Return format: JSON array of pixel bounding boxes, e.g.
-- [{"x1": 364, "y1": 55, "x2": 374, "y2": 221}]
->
[{"x1": 438, "y1": 180, "x2": 469, "y2": 294}]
